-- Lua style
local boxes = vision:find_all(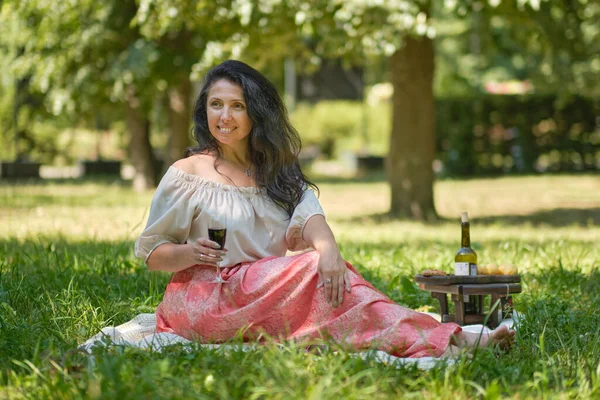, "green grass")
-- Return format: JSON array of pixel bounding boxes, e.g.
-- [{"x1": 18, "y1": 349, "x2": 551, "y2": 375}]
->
[{"x1": 1, "y1": 174, "x2": 600, "y2": 399}]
